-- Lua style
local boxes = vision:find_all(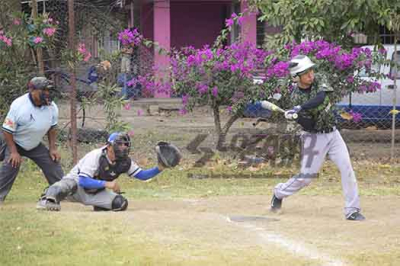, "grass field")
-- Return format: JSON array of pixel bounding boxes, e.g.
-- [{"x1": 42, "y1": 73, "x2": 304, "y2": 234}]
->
[
  {"x1": 1, "y1": 103, "x2": 400, "y2": 265},
  {"x1": 1, "y1": 154, "x2": 400, "y2": 266}
]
